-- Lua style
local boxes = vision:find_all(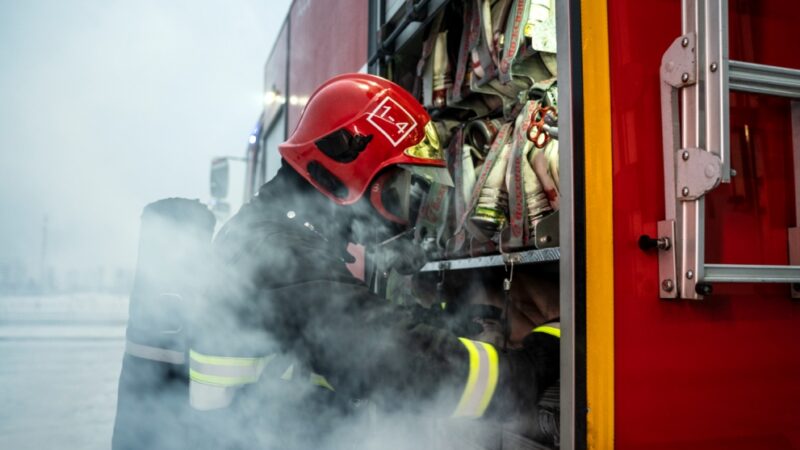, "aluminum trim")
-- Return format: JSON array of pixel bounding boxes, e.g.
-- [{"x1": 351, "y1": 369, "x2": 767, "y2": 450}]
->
[
  {"x1": 792, "y1": 101, "x2": 800, "y2": 298},
  {"x1": 658, "y1": 220, "x2": 678, "y2": 299},
  {"x1": 792, "y1": 101, "x2": 800, "y2": 226},
  {"x1": 419, "y1": 248, "x2": 560, "y2": 272},
  {"x1": 558, "y1": 0, "x2": 580, "y2": 447},
  {"x1": 680, "y1": 0, "x2": 705, "y2": 300},
  {"x1": 703, "y1": 0, "x2": 730, "y2": 181},
  {"x1": 660, "y1": 33, "x2": 696, "y2": 223},
  {"x1": 729, "y1": 60, "x2": 800, "y2": 99},
  {"x1": 704, "y1": 264, "x2": 800, "y2": 283}
]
